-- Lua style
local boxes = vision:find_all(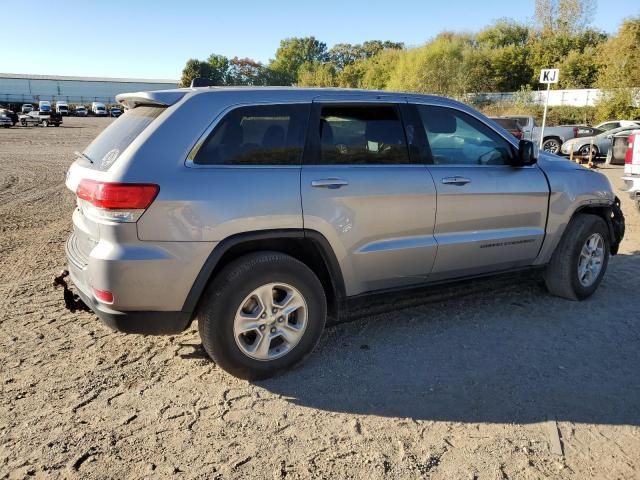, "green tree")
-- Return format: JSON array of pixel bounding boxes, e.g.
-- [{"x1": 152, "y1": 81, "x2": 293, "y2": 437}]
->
[
  {"x1": 595, "y1": 17, "x2": 640, "y2": 121},
  {"x1": 527, "y1": 28, "x2": 606, "y2": 87},
  {"x1": 597, "y1": 17, "x2": 640, "y2": 89},
  {"x1": 534, "y1": 0, "x2": 596, "y2": 34},
  {"x1": 227, "y1": 57, "x2": 268, "y2": 85},
  {"x1": 328, "y1": 43, "x2": 361, "y2": 70},
  {"x1": 297, "y1": 62, "x2": 338, "y2": 87},
  {"x1": 180, "y1": 59, "x2": 212, "y2": 87},
  {"x1": 358, "y1": 48, "x2": 403, "y2": 90},
  {"x1": 387, "y1": 32, "x2": 476, "y2": 96},
  {"x1": 206, "y1": 54, "x2": 231, "y2": 85},
  {"x1": 476, "y1": 19, "x2": 529, "y2": 48},
  {"x1": 269, "y1": 37, "x2": 328, "y2": 85}
]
